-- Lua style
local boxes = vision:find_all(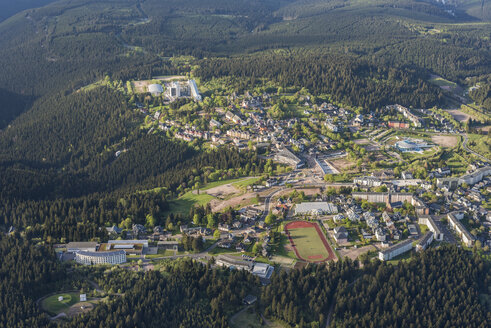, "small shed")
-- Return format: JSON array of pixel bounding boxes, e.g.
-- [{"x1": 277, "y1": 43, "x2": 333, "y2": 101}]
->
[{"x1": 243, "y1": 294, "x2": 257, "y2": 305}]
